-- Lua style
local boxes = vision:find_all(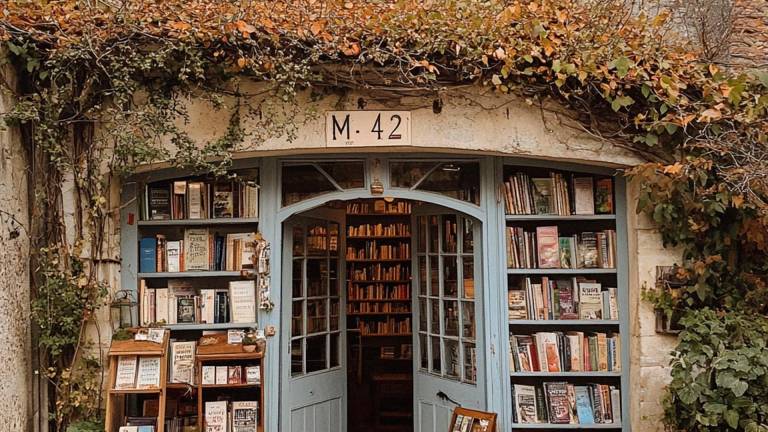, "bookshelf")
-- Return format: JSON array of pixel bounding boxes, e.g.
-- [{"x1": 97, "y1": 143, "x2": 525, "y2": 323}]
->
[{"x1": 502, "y1": 164, "x2": 628, "y2": 431}]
